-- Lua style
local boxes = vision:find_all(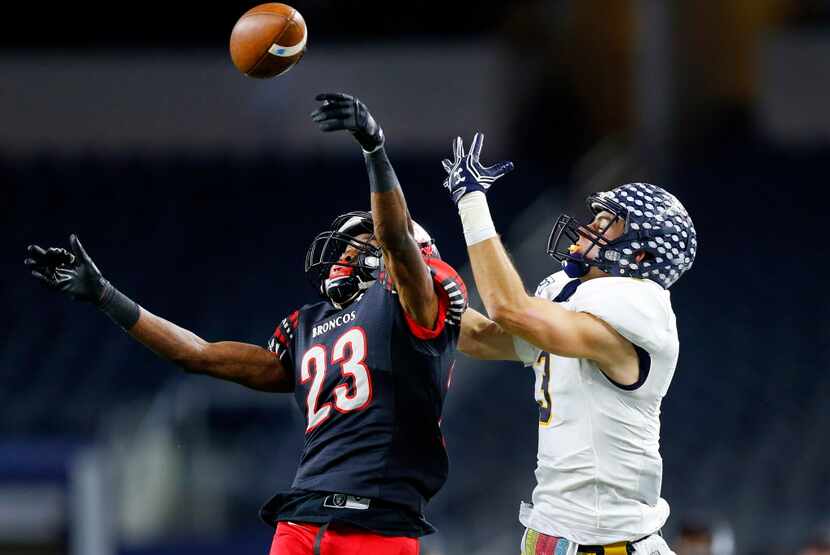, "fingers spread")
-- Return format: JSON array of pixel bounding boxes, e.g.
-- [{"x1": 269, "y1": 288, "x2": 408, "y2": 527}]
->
[
  {"x1": 498, "y1": 160, "x2": 515, "y2": 176},
  {"x1": 471, "y1": 132, "x2": 484, "y2": 161},
  {"x1": 487, "y1": 160, "x2": 515, "y2": 178},
  {"x1": 453, "y1": 136, "x2": 464, "y2": 161},
  {"x1": 441, "y1": 159, "x2": 453, "y2": 173}
]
